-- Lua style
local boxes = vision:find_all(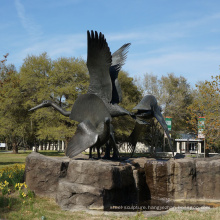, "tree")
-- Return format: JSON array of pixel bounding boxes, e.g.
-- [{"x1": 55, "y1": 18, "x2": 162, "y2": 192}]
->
[
  {"x1": 143, "y1": 73, "x2": 161, "y2": 97},
  {"x1": 187, "y1": 75, "x2": 220, "y2": 151},
  {"x1": 20, "y1": 53, "x2": 89, "y2": 146},
  {"x1": 0, "y1": 60, "x2": 31, "y2": 153},
  {"x1": 142, "y1": 73, "x2": 193, "y2": 135},
  {"x1": 160, "y1": 73, "x2": 193, "y2": 134}
]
